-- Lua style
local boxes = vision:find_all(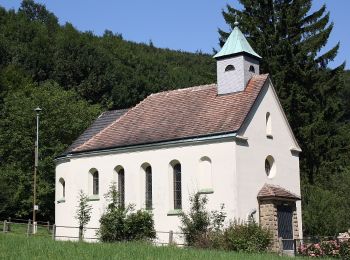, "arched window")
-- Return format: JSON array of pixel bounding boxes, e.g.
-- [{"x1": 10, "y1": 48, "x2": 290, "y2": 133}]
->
[
  {"x1": 225, "y1": 65, "x2": 235, "y2": 72},
  {"x1": 145, "y1": 166, "x2": 152, "y2": 210},
  {"x1": 266, "y1": 112, "x2": 272, "y2": 137},
  {"x1": 118, "y1": 168, "x2": 125, "y2": 208},
  {"x1": 249, "y1": 65, "x2": 255, "y2": 73},
  {"x1": 59, "y1": 178, "x2": 65, "y2": 198},
  {"x1": 173, "y1": 163, "x2": 182, "y2": 210},
  {"x1": 265, "y1": 156, "x2": 276, "y2": 178},
  {"x1": 92, "y1": 171, "x2": 99, "y2": 195}
]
